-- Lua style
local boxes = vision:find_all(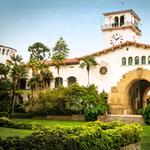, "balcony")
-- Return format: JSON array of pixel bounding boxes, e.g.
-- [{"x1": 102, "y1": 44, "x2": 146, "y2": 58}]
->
[{"x1": 101, "y1": 21, "x2": 141, "y2": 34}]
